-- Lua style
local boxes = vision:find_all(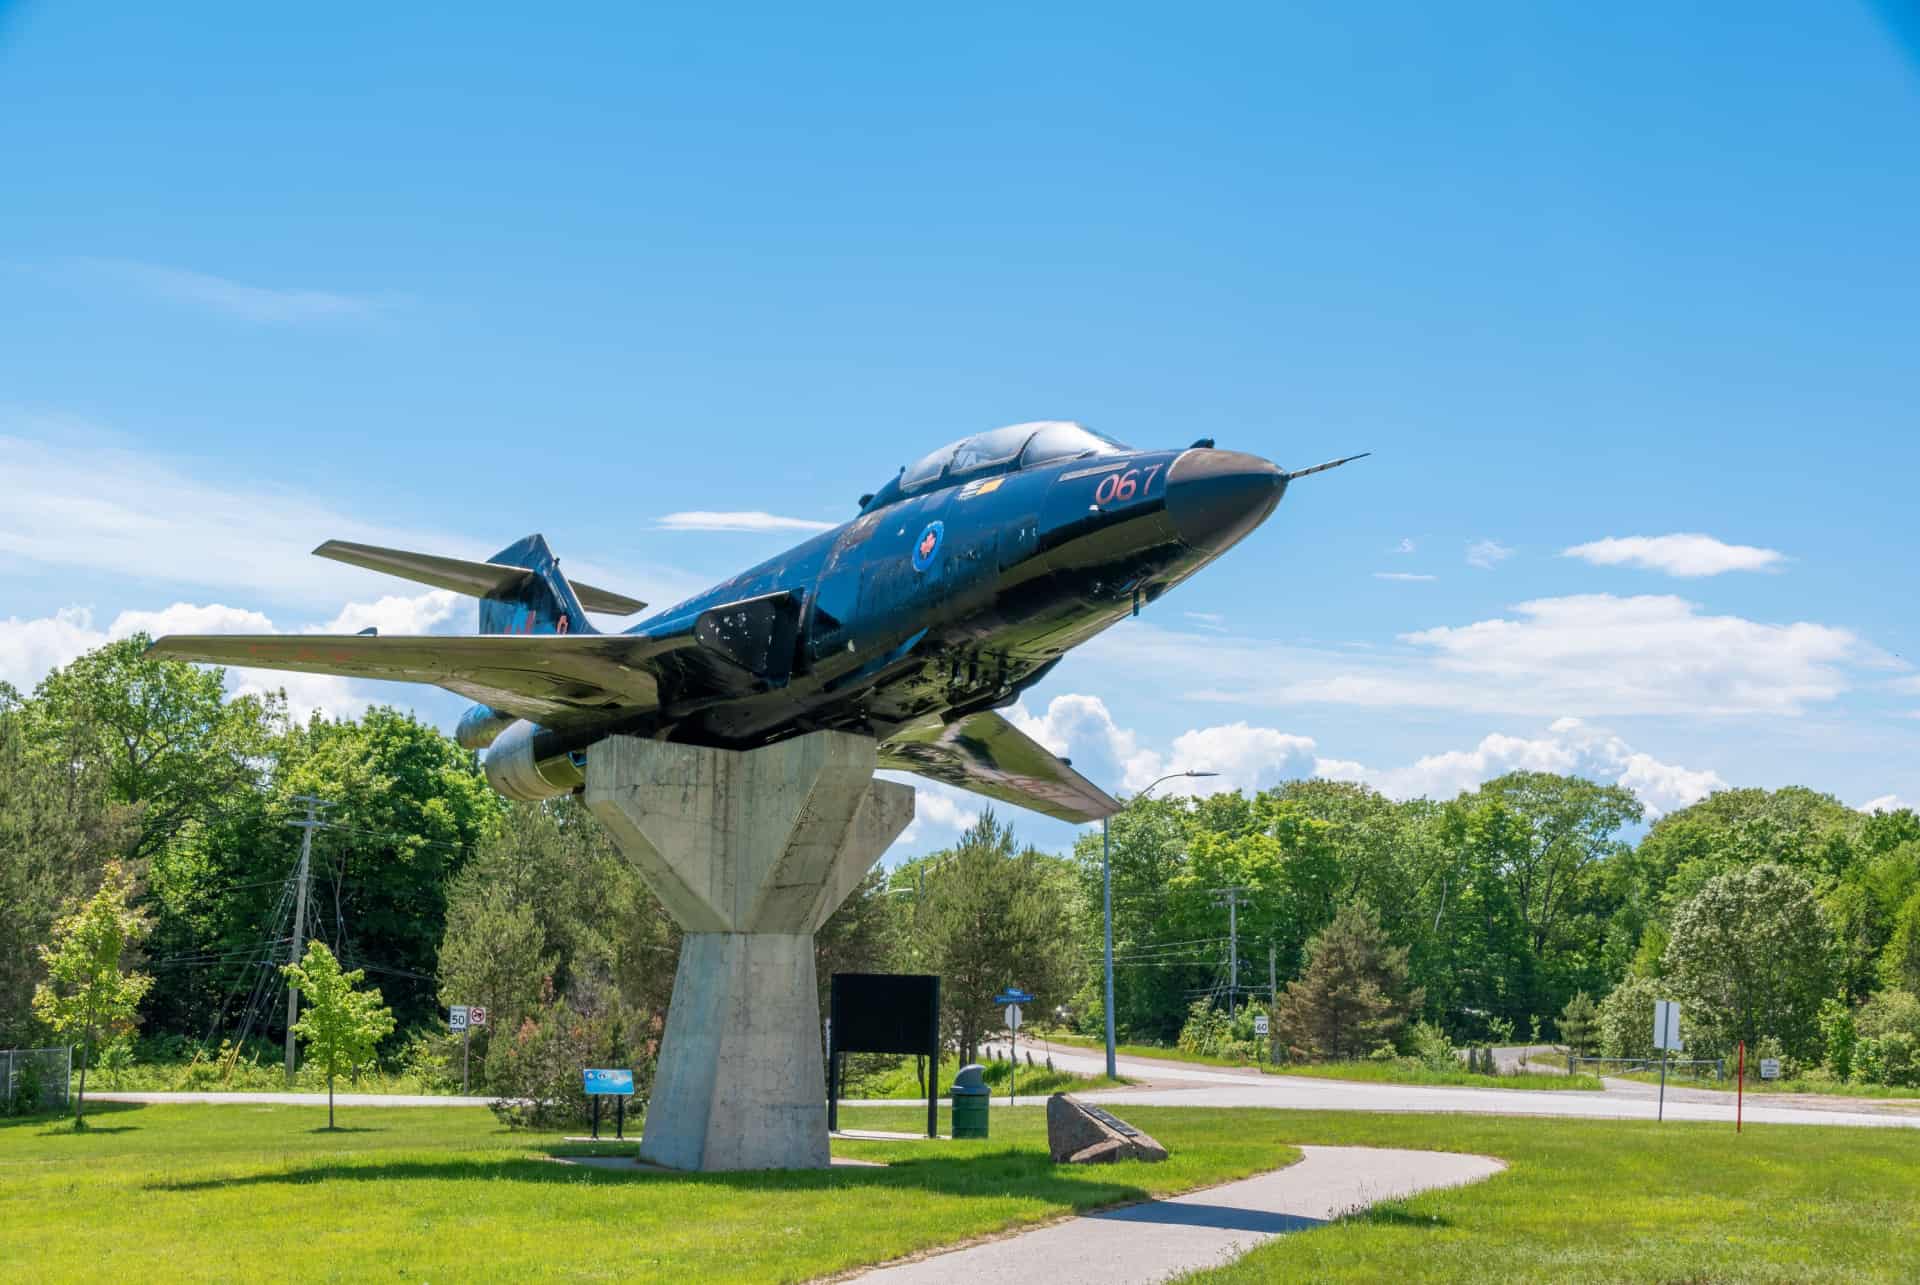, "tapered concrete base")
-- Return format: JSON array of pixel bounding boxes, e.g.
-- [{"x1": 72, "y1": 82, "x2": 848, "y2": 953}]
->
[
  {"x1": 639, "y1": 933, "x2": 825, "y2": 1171},
  {"x1": 584, "y1": 731, "x2": 914, "y2": 1172}
]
